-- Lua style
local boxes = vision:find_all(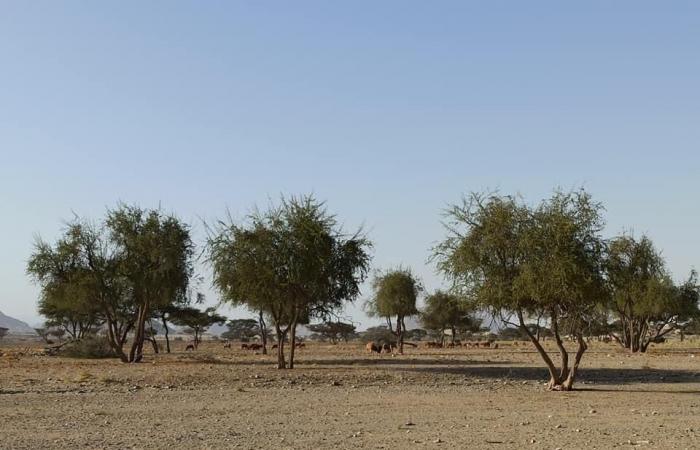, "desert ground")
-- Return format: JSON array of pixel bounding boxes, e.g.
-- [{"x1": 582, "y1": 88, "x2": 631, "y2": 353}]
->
[{"x1": 1, "y1": 339, "x2": 699, "y2": 450}]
